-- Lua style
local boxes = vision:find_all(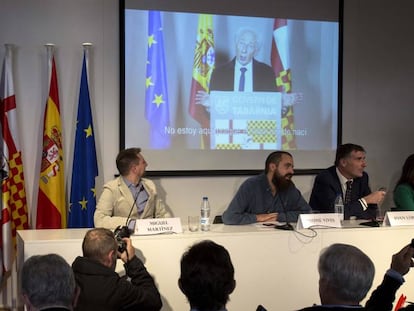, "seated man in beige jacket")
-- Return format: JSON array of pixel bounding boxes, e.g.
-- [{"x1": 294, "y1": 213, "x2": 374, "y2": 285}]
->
[{"x1": 94, "y1": 147, "x2": 171, "y2": 229}]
